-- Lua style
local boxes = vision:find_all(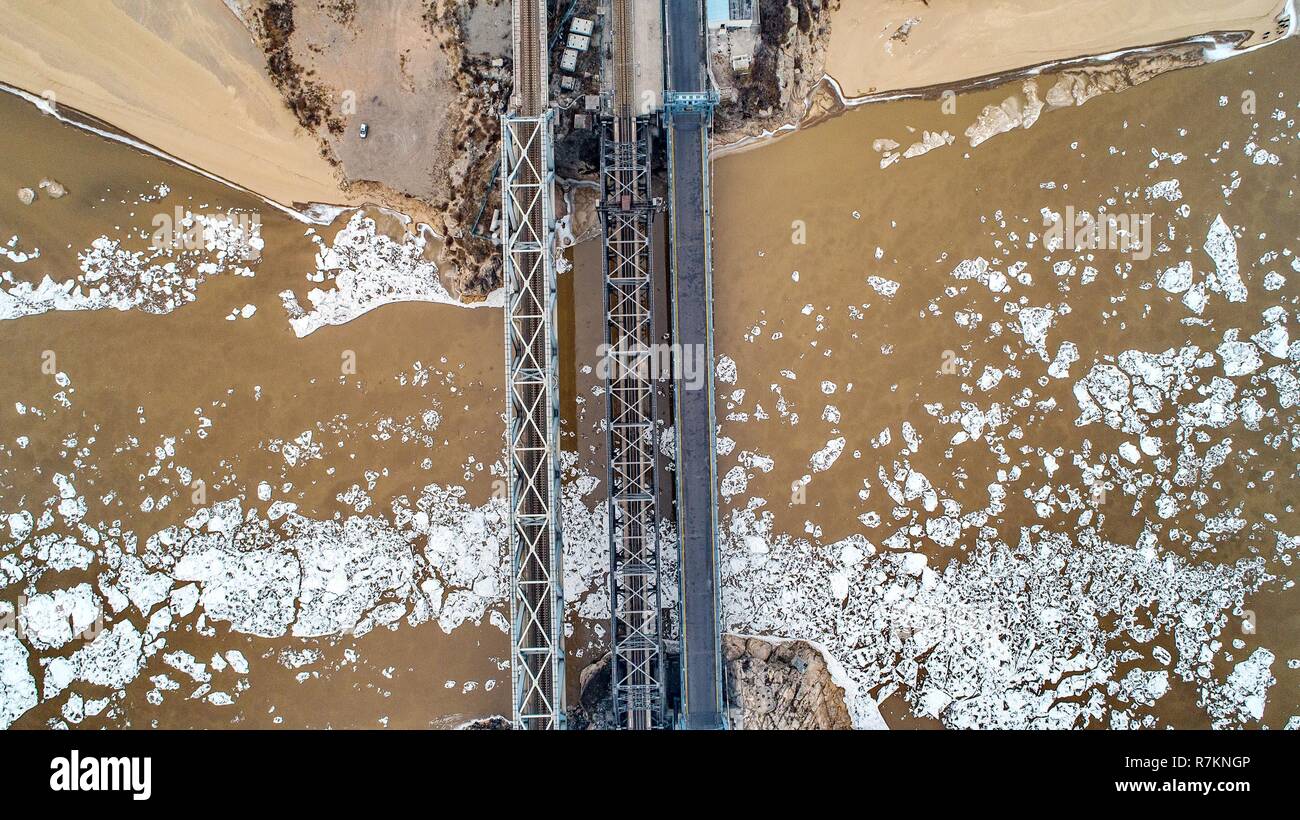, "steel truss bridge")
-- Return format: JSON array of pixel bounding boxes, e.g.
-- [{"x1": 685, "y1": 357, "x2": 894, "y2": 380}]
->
[
  {"x1": 502, "y1": 0, "x2": 565, "y2": 730},
  {"x1": 598, "y1": 0, "x2": 668, "y2": 730}
]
